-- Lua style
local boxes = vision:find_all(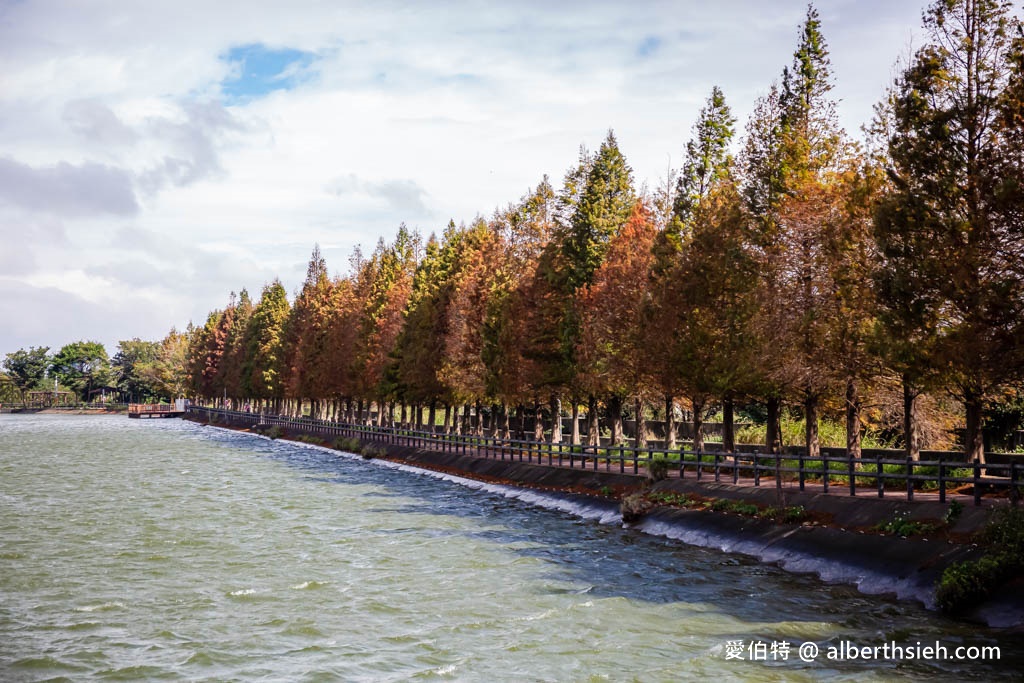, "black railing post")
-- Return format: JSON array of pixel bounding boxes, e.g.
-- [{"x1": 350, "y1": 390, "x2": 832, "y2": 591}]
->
[
  {"x1": 877, "y1": 457, "x2": 884, "y2": 498},
  {"x1": 939, "y1": 460, "x2": 946, "y2": 503},
  {"x1": 1012, "y1": 462, "x2": 1020, "y2": 507},
  {"x1": 798, "y1": 452, "x2": 805, "y2": 491},
  {"x1": 822, "y1": 453, "x2": 829, "y2": 494},
  {"x1": 849, "y1": 456, "x2": 856, "y2": 497},
  {"x1": 973, "y1": 458, "x2": 982, "y2": 507},
  {"x1": 906, "y1": 456, "x2": 914, "y2": 502}
]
